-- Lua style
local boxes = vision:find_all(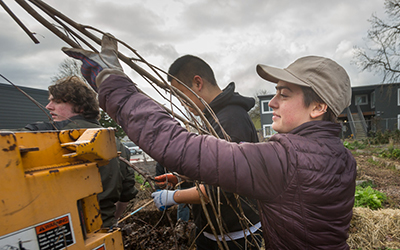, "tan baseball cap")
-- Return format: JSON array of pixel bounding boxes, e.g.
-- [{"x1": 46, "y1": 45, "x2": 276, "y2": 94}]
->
[{"x1": 256, "y1": 56, "x2": 351, "y2": 117}]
